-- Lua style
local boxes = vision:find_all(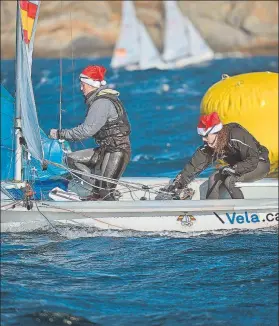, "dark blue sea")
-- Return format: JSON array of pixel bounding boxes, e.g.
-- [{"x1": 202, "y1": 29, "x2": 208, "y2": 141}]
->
[{"x1": 1, "y1": 56, "x2": 278, "y2": 325}]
